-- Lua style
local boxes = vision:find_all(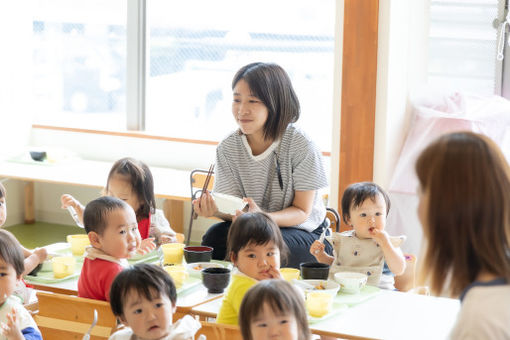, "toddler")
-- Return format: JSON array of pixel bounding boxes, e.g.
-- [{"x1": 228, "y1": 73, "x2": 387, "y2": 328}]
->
[
  {"x1": 61, "y1": 157, "x2": 176, "y2": 245},
  {"x1": 216, "y1": 212, "x2": 287, "y2": 325},
  {"x1": 310, "y1": 182, "x2": 406, "y2": 289},
  {"x1": 78, "y1": 196, "x2": 151, "y2": 301},
  {"x1": 0, "y1": 183, "x2": 47, "y2": 277},
  {"x1": 239, "y1": 280, "x2": 311, "y2": 340},
  {"x1": 0, "y1": 229, "x2": 42, "y2": 340},
  {"x1": 109, "y1": 263, "x2": 201, "y2": 340}
]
